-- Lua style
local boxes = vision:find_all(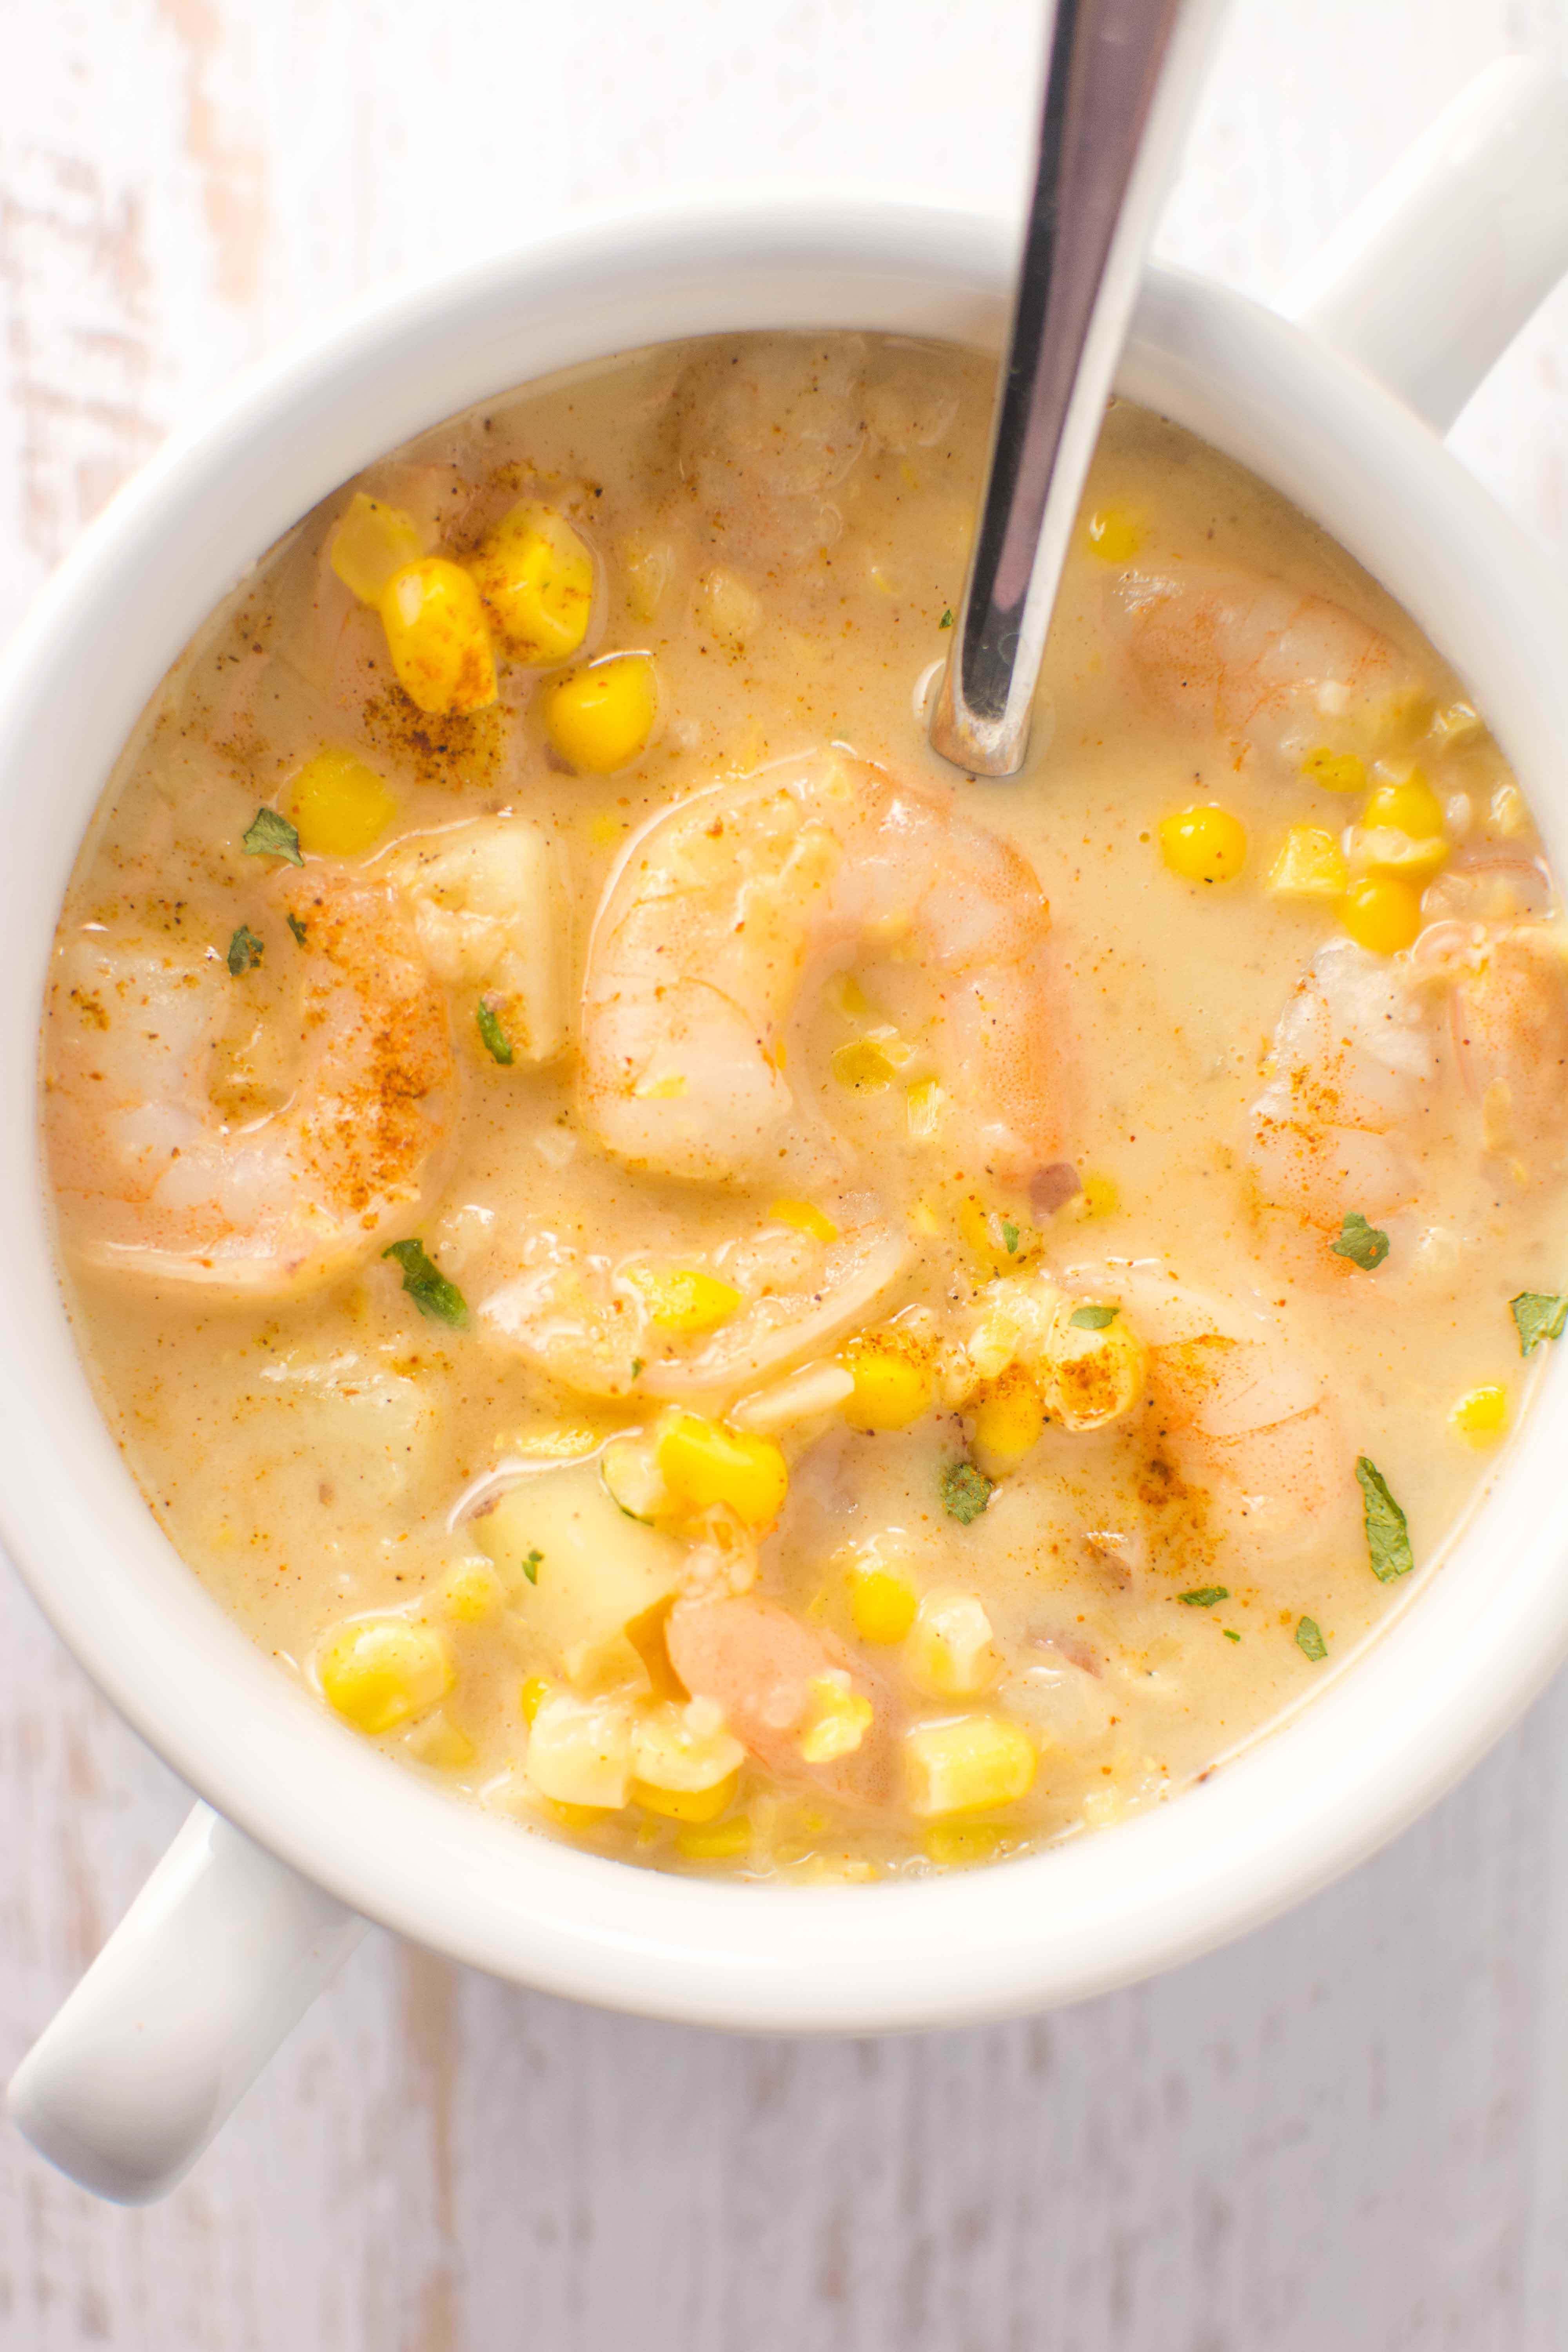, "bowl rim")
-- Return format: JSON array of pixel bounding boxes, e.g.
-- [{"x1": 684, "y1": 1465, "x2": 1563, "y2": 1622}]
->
[{"x1": 7, "y1": 196, "x2": 1568, "y2": 2032}]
